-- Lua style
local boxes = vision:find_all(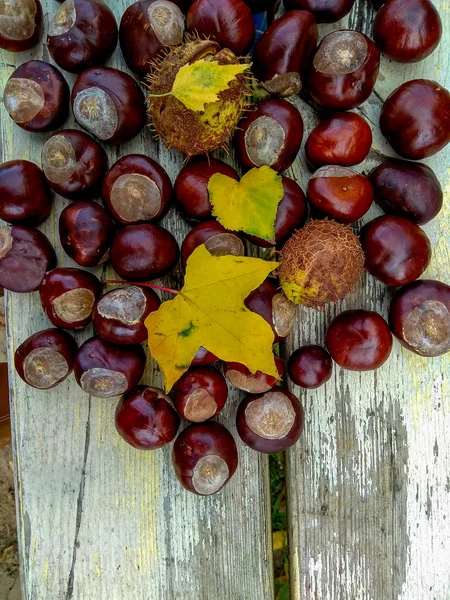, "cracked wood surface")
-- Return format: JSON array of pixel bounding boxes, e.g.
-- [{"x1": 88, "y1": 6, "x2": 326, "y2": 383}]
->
[
  {"x1": 278, "y1": 1, "x2": 450, "y2": 599},
  {"x1": 0, "y1": 2, "x2": 273, "y2": 599}
]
